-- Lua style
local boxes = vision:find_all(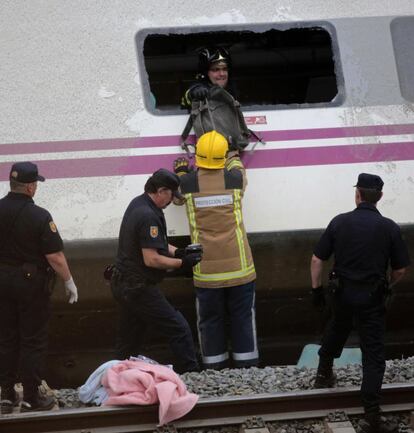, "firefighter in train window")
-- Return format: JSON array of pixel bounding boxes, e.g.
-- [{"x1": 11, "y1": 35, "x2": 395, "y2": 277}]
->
[
  {"x1": 180, "y1": 46, "x2": 237, "y2": 110},
  {"x1": 139, "y1": 25, "x2": 340, "y2": 112}
]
